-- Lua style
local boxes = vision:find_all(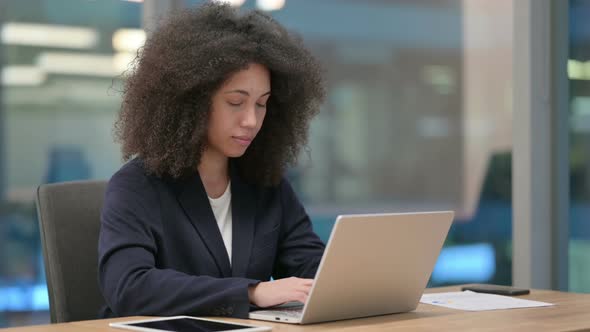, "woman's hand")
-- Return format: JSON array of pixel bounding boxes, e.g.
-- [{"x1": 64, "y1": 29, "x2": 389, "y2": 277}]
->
[{"x1": 248, "y1": 277, "x2": 314, "y2": 308}]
